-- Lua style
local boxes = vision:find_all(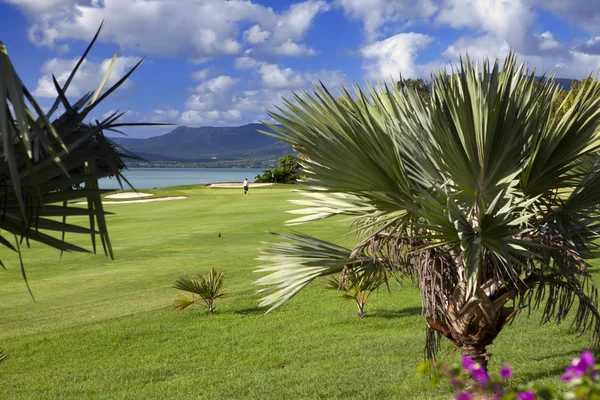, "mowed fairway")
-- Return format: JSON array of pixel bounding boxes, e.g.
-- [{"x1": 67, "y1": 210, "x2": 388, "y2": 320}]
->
[{"x1": 0, "y1": 185, "x2": 594, "y2": 399}]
